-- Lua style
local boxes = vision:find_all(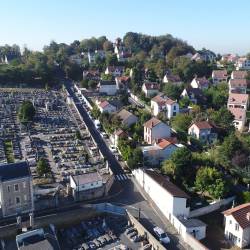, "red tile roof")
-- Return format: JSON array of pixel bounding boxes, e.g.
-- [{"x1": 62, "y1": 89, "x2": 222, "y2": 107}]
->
[
  {"x1": 143, "y1": 82, "x2": 159, "y2": 90},
  {"x1": 99, "y1": 100, "x2": 110, "y2": 108},
  {"x1": 228, "y1": 107, "x2": 246, "y2": 121},
  {"x1": 229, "y1": 79, "x2": 247, "y2": 88},
  {"x1": 151, "y1": 94, "x2": 176, "y2": 105},
  {"x1": 157, "y1": 138, "x2": 173, "y2": 149},
  {"x1": 223, "y1": 203, "x2": 250, "y2": 229},
  {"x1": 192, "y1": 121, "x2": 213, "y2": 130},
  {"x1": 212, "y1": 70, "x2": 227, "y2": 79},
  {"x1": 228, "y1": 93, "x2": 249, "y2": 105},
  {"x1": 145, "y1": 169, "x2": 190, "y2": 199},
  {"x1": 144, "y1": 117, "x2": 162, "y2": 129},
  {"x1": 231, "y1": 71, "x2": 247, "y2": 79}
]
